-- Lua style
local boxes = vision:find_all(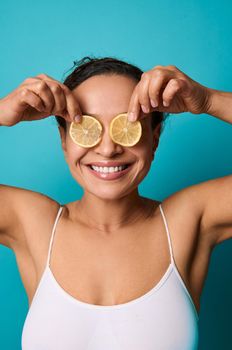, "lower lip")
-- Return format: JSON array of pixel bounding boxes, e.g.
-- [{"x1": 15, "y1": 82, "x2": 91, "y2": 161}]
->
[{"x1": 86, "y1": 164, "x2": 133, "y2": 180}]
